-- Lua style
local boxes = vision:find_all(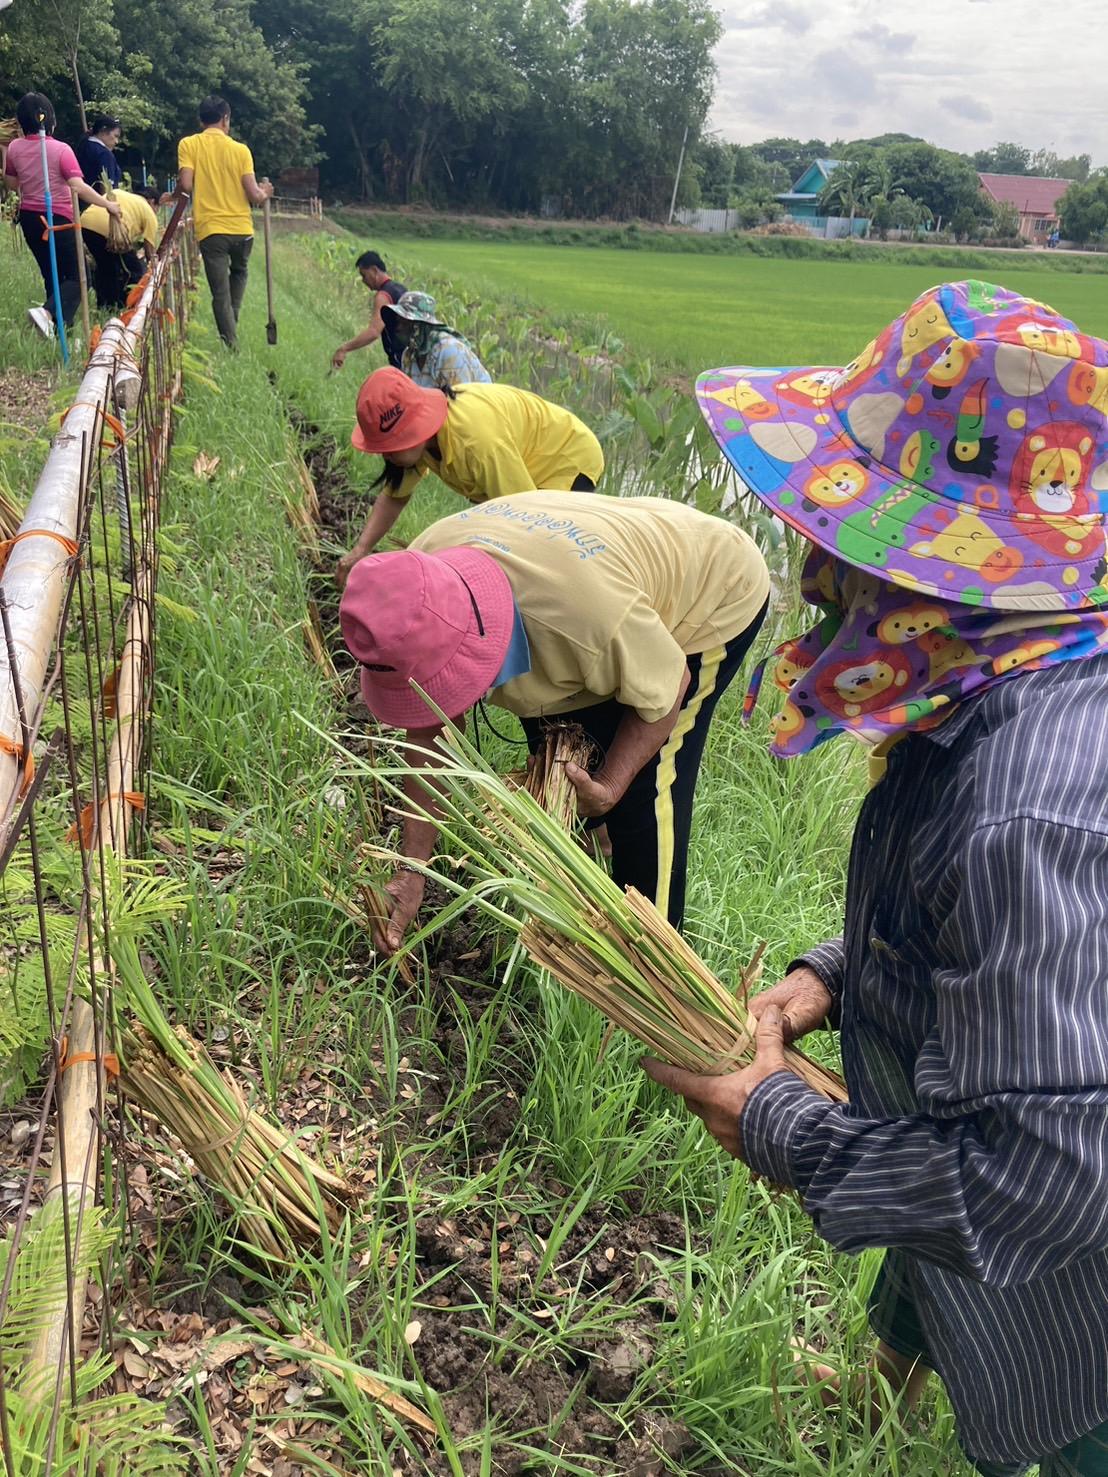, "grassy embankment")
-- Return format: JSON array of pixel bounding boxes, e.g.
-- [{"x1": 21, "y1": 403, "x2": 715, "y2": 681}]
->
[
  {"x1": 109, "y1": 228, "x2": 984, "y2": 1474},
  {"x1": 332, "y1": 206, "x2": 1108, "y2": 269}
]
